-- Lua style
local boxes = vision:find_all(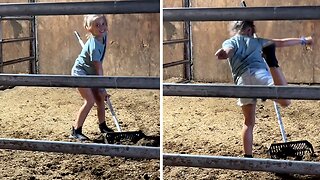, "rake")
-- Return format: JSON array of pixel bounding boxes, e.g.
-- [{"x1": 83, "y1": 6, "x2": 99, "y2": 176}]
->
[
  {"x1": 240, "y1": 0, "x2": 315, "y2": 160},
  {"x1": 268, "y1": 102, "x2": 314, "y2": 160},
  {"x1": 74, "y1": 31, "x2": 159, "y2": 146}
]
